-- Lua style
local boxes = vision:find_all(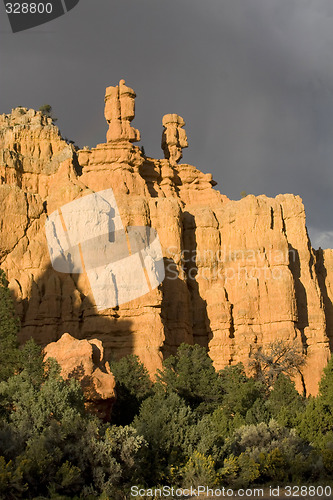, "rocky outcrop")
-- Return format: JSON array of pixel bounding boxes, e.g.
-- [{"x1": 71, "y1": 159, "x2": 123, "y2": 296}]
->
[
  {"x1": 0, "y1": 107, "x2": 74, "y2": 196},
  {"x1": 205, "y1": 194, "x2": 330, "y2": 395},
  {"x1": 44, "y1": 333, "x2": 116, "y2": 420},
  {"x1": 161, "y1": 114, "x2": 188, "y2": 165},
  {"x1": 104, "y1": 79, "x2": 140, "y2": 144},
  {"x1": 0, "y1": 82, "x2": 332, "y2": 396}
]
